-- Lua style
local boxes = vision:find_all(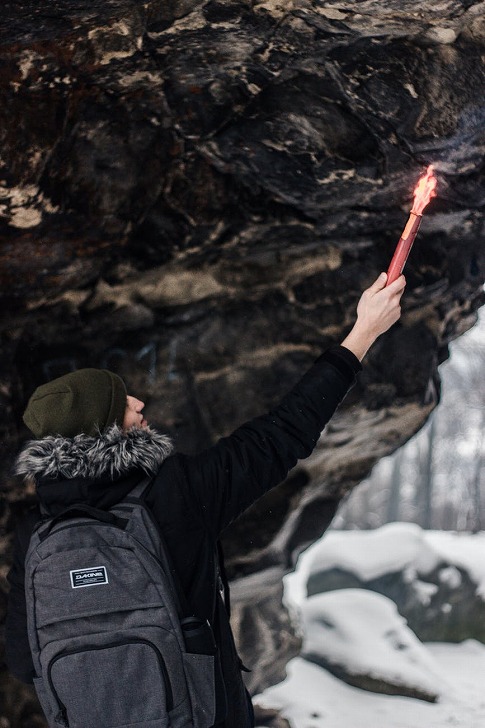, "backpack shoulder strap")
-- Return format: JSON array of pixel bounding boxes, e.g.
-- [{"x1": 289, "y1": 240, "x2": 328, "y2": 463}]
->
[
  {"x1": 121, "y1": 474, "x2": 194, "y2": 619},
  {"x1": 125, "y1": 474, "x2": 154, "y2": 501}
]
